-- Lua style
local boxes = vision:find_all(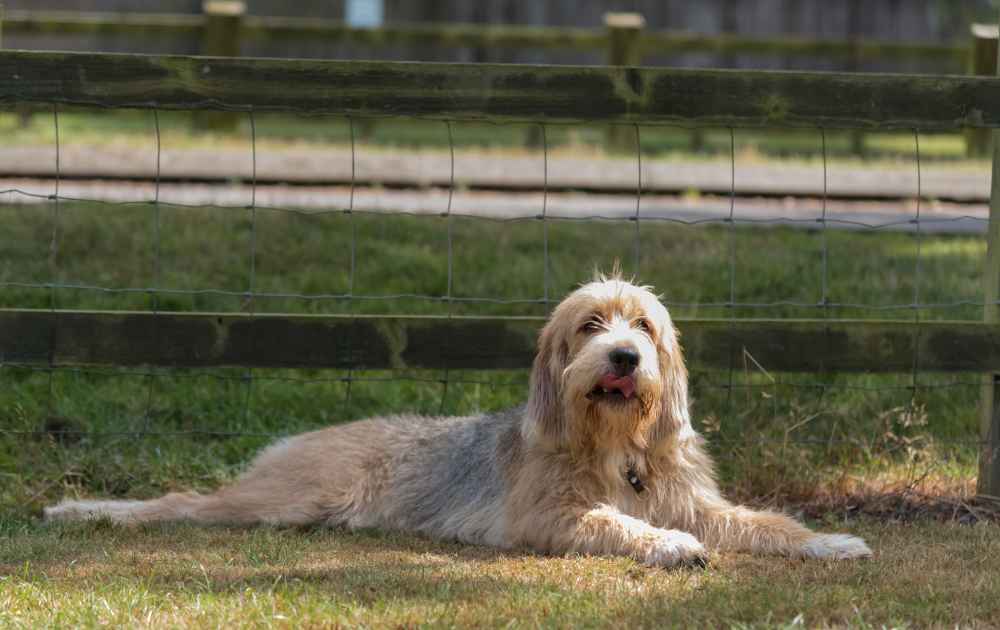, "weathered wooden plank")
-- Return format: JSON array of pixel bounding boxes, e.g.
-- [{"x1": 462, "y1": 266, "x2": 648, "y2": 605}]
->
[
  {"x1": 1, "y1": 49, "x2": 999, "y2": 129},
  {"x1": 249, "y1": 18, "x2": 608, "y2": 51},
  {"x1": 1, "y1": 10, "x2": 204, "y2": 38},
  {"x1": 681, "y1": 319, "x2": 1000, "y2": 373},
  {"x1": 2, "y1": 309, "x2": 1000, "y2": 373},
  {"x1": 605, "y1": 13, "x2": 644, "y2": 152},
  {"x1": 0, "y1": 310, "x2": 540, "y2": 371},
  {"x1": 0, "y1": 11, "x2": 607, "y2": 50},
  {"x1": 640, "y1": 32, "x2": 967, "y2": 64},
  {"x1": 967, "y1": 25, "x2": 998, "y2": 157},
  {"x1": 194, "y1": 1, "x2": 243, "y2": 132}
]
